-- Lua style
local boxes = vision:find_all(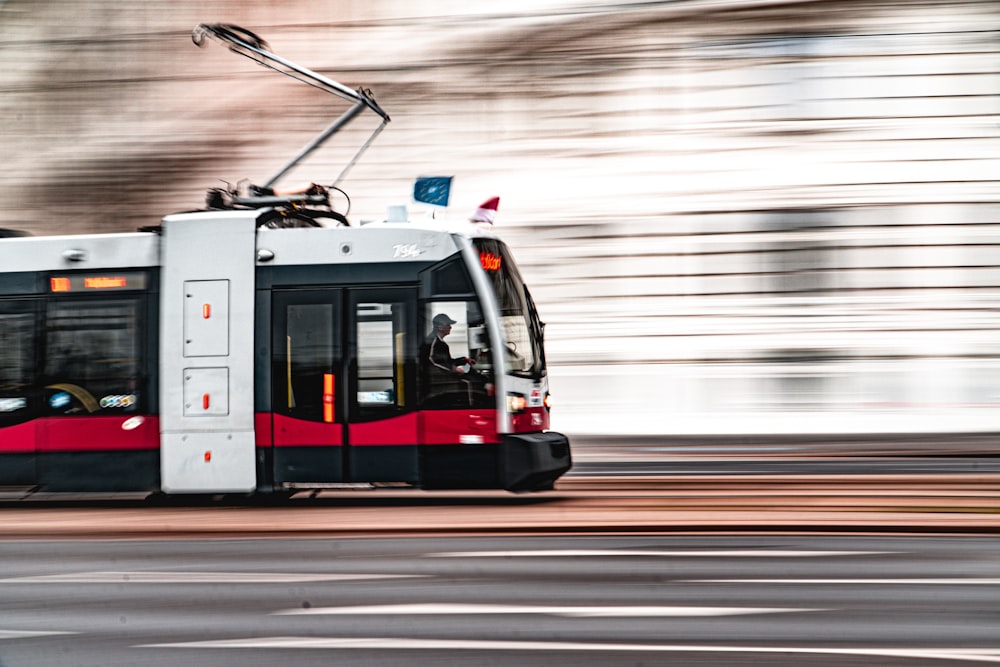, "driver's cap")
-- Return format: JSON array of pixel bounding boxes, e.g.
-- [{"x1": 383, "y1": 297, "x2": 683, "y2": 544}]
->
[{"x1": 433, "y1": 313, "x2": 457, "y2": 326}]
